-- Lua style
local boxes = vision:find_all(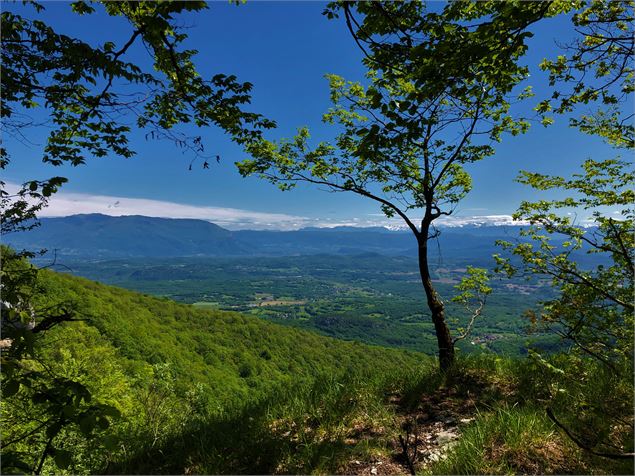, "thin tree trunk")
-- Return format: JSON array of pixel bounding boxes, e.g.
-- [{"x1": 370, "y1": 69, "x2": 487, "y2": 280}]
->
[{"x1": 418, "y1": 223, "x2": 454, "y2": 370}]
